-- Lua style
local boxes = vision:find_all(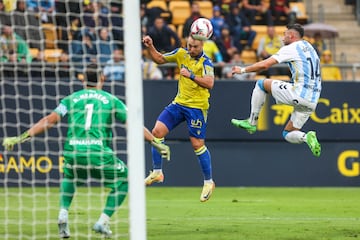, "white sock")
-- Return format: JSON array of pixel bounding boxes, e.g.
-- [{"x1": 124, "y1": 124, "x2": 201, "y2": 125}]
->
[
  {"x1": 204, "y1": 179, "x2": 213, "y2": 184},
  {"x1": 153, "y1": 169, "x2": 163, "y2": 174},
  {"x1": 284, "y1": 130, "x2": 306, "y2": 144},
  {"x1": 98, "y1": 213, "x2": 110, "y2": 225},
  {"x1": 59, "y1": 208, "x2": 68, "y2": 215},
  {"x1": 58, "y1": 208, "x2": 68, "y2": 221},
  {"x1": 249, "y1": 82, "x2": 266, "y2": 125}
]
